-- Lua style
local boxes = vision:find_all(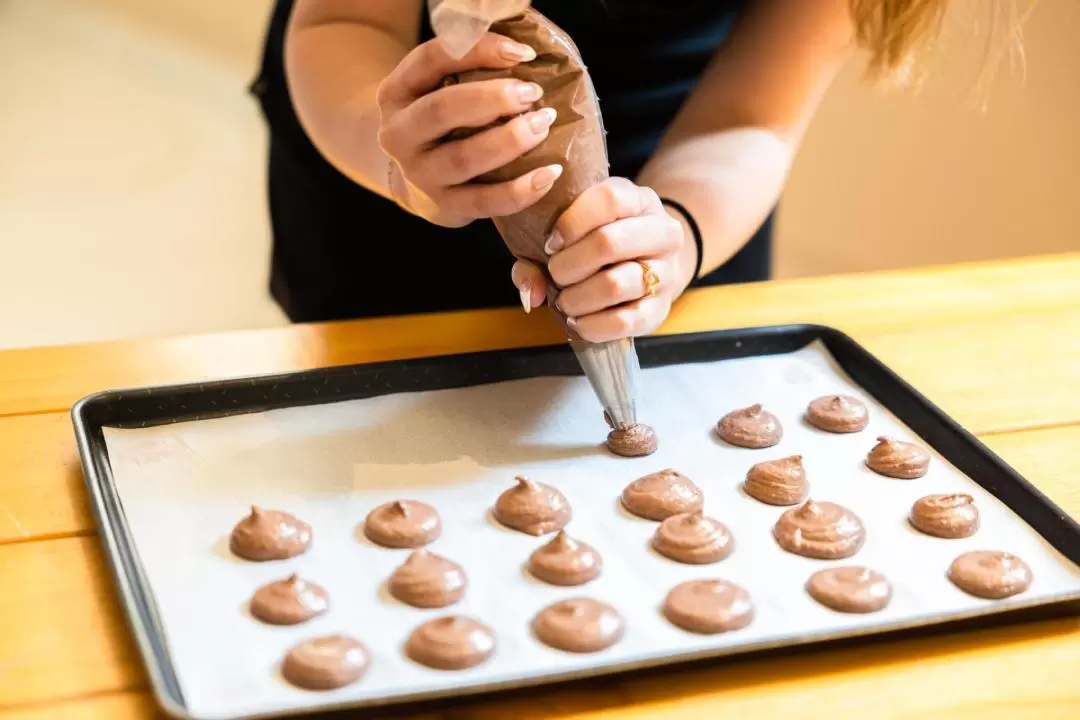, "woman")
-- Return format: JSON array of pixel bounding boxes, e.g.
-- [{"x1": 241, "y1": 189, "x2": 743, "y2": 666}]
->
[{"x1": 252, "y1": 0, "x2": 948, "y2": 341}]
